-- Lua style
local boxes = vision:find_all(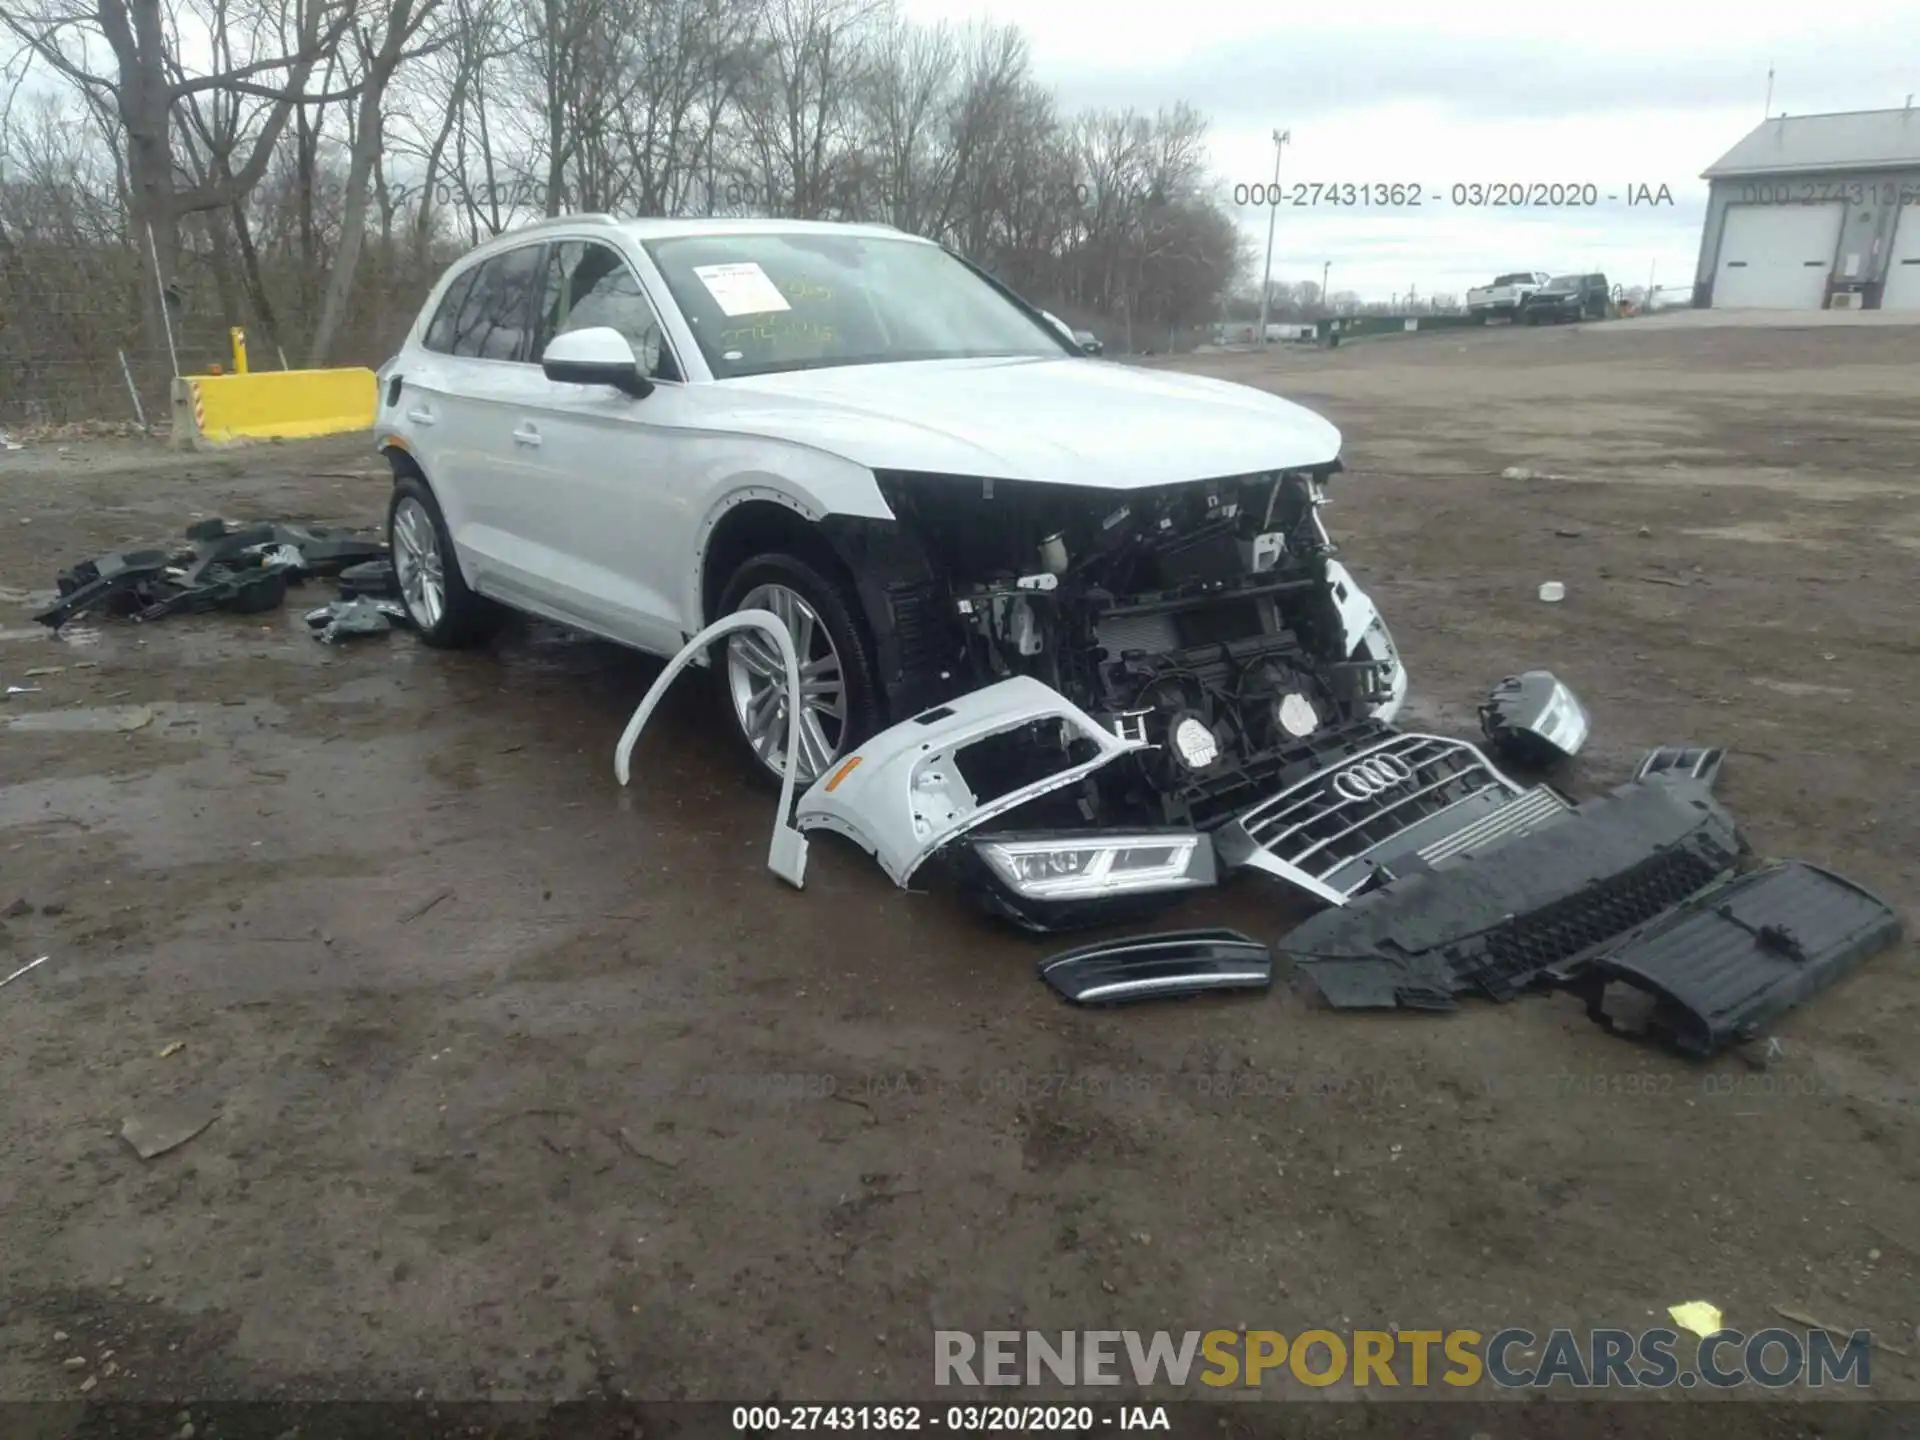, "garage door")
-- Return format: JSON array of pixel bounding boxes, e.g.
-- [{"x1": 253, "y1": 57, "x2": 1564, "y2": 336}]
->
[
  {"x1": 1712, "y1": 202, "x2": 1844, "y2": 308},
  {"x1": 1882, "y1": 208, "x2": 1920, "y2": 310}
]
